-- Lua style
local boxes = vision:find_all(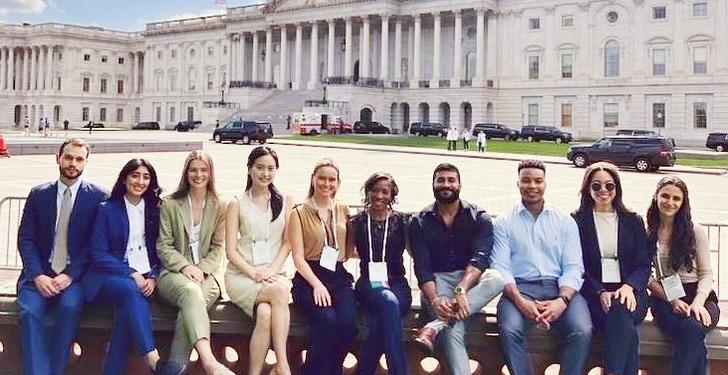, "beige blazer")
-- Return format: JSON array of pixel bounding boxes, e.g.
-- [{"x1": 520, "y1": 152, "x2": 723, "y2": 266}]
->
[{"x1": 156, "y1": 194, "x2": 227, "y2": 289}]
